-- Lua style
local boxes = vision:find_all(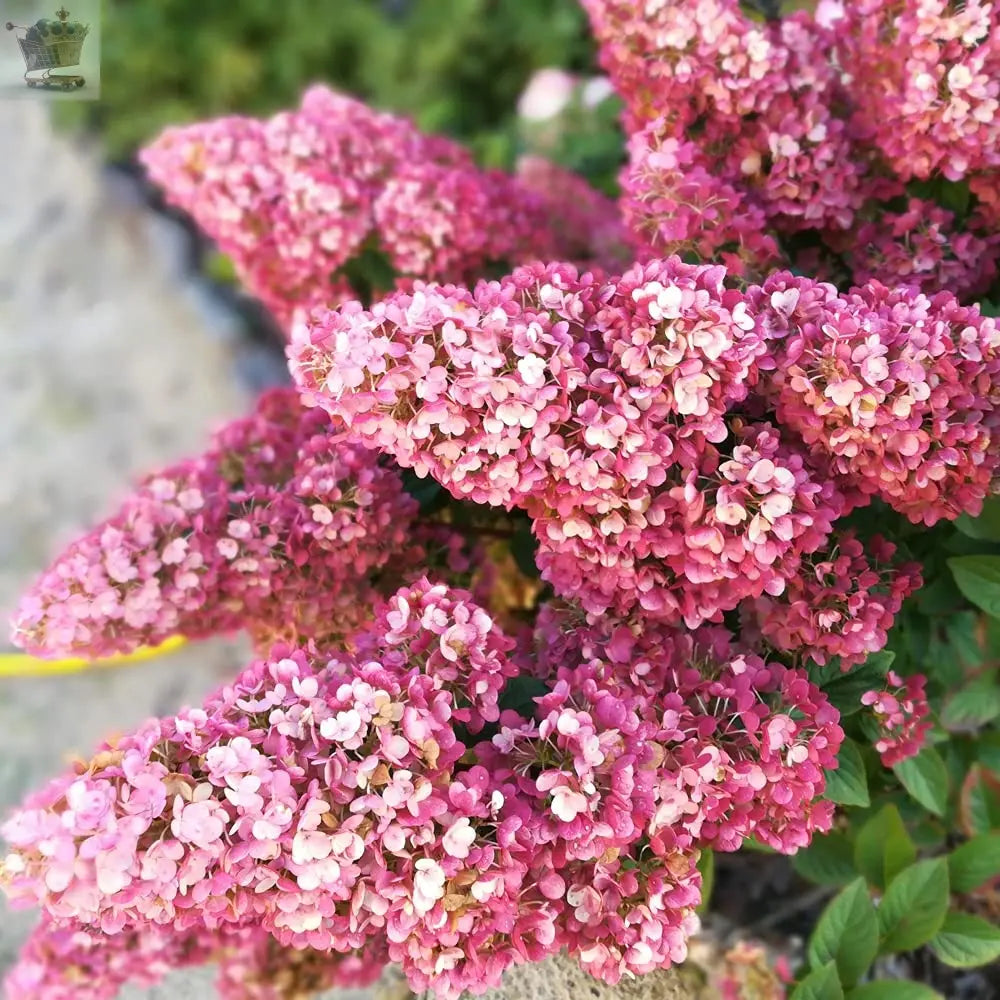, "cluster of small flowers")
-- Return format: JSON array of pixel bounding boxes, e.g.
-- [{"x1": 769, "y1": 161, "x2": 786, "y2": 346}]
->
[
  {"x1": 832, "y1": 199, "x2": 1000, "y2": 300},
  {"x1": 4, "y1": 915, "x2": 385, "y2": 1000},
  {"x1": 11, "y1": 8, "x2": 1000, "y2": 993},
  {"x1": 835, "y1": 0, "x2": 1000, "y2": 182},
  {"x1": 531, "y1": 605, "x2": 844, "y2": 854},
  {"x1": 213, "y1": 931, "x2": 387, "y2": 1000},
  {"x1": 10, "y1": 388, "x2": 421, "y2": 659},
  {"x1": 514, "y1": 155, "x2": 637, "y2": 271},
  {"x1": 585, "y1": 0, "x2": 871, "y2": 232},
  {"x1": 586, "y1": 0, "x2": 1000, "y2": 299},
  {"x1": 971, "y1": 171, "x2": 1000, "y2": 230},
  {"x1": 291, "y1": 254, "x2": 996, "y2": 642},
  {"x1": 1, "y1": 580, "x2": 846, "y2": 997},
  {"x1": 3, "y1": 916, "x2": 222, "y2": 1000},
  {"x1": 755, "y1": 275, "x2": 1000, "y2": 525},
  {"x1": 621, "y1": 126, "x2": 784, "y2": 279},
  {"x1": 141, "y1": 85, "x2": 628, "y2": 332},
  {"x1": 2, "y1": 583, "x2": 510, "y2": 995},
  {"x1": 861, "y1": 670, "x2": 933, "y2": 767},
  {"x1": 534, "y1": 418, "x2": 843, "y2": 628},
  {"x1": 743, "y1": 533, "x2": 923, "y2": 671}
]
